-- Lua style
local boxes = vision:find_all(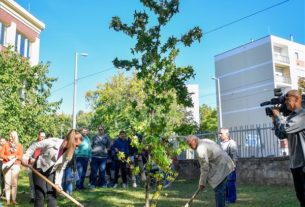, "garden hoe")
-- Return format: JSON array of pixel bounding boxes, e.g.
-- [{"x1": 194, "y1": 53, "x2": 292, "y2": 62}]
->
[
  {"x1": 184, "y1": 188, "x2": 201, "y2": 207},
  {"x1": 29, "y1": 165, "x2": 85, "y2": 207}
]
